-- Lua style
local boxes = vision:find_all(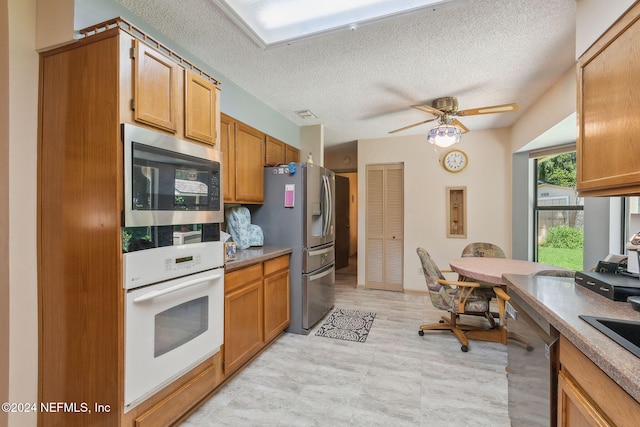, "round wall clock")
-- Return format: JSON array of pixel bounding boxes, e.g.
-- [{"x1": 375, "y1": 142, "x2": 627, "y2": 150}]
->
[{"x1": 442, "y1": 149, "x2": 468, "y2": 173}]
